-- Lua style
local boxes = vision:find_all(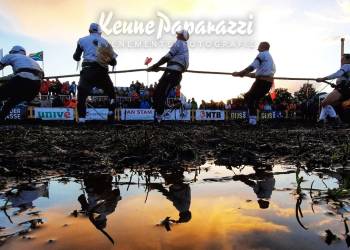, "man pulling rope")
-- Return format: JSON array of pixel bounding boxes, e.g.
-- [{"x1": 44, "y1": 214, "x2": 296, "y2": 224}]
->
[
  {"x1": 147, "y1": 30, "x2": 190, "y2": 123},
  {"x1": 232, "y1": 42, "x2": 276, "y2": 126},
  {"x1": 73, "y1": 23, "x2": 118, "y2": 124},
  {"x1": 0, "y1": 46, "x2": 44, "y2": 120},
  {"x1": 316, "y1": 54, "x2": 350, "y2": 123}
]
